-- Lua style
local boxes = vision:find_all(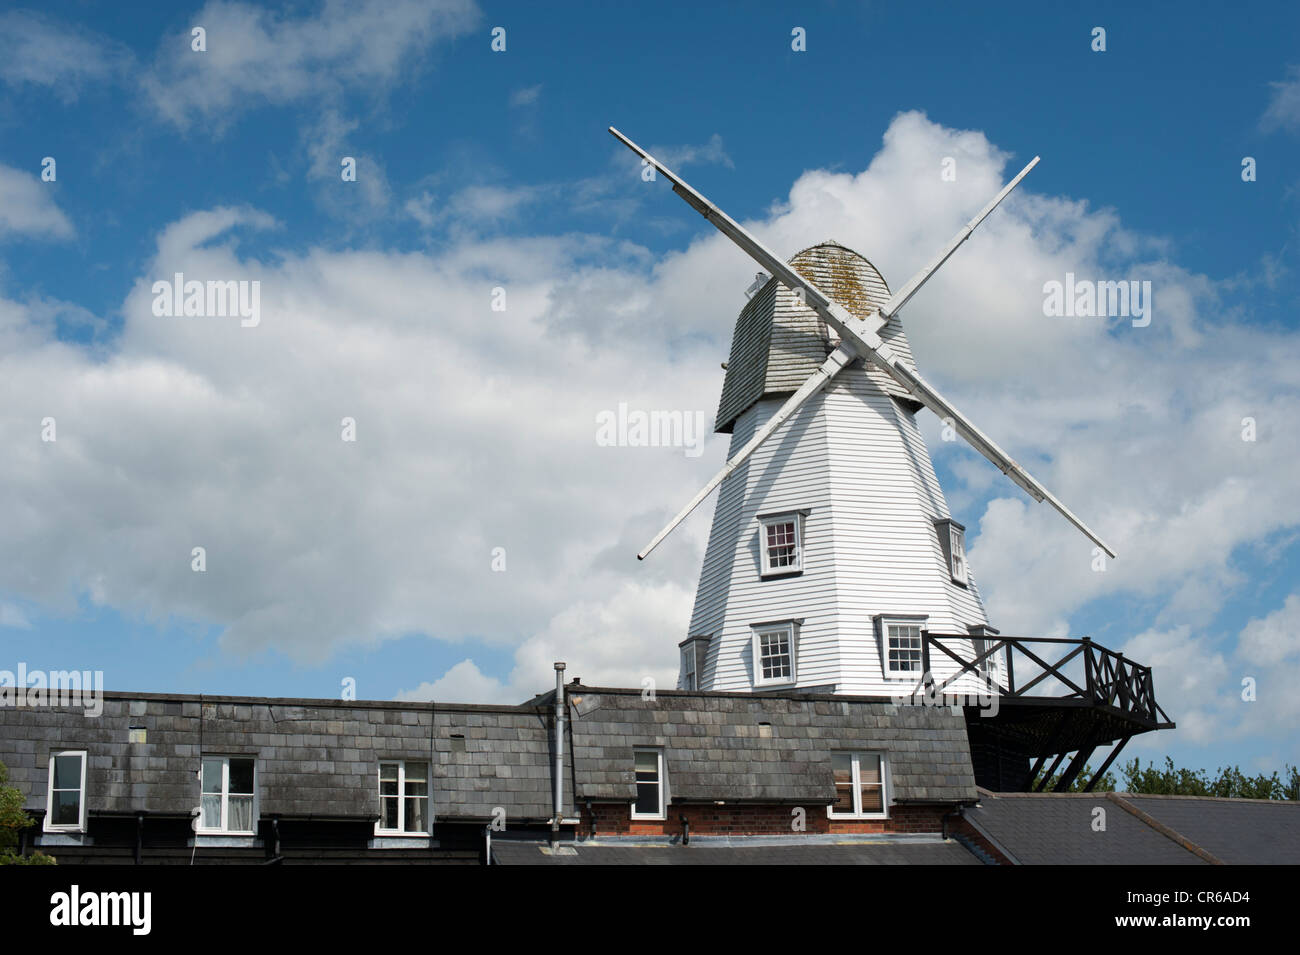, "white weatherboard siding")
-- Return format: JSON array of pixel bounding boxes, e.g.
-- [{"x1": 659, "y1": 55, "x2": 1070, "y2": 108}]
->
[
  {"x1": 685, "y1": 240, "x2": 1003, "y2": 698},
  {"x1": 684, "y1": 364, "x2": 999, "y2": 697}
]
